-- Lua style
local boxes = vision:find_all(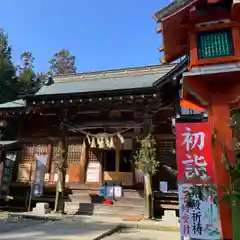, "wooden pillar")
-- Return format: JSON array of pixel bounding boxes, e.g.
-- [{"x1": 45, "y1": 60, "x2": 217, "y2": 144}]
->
[
  {"x1": 132, "y1": 135, "x2": 138, "y2": 187},
  {"x1": 208, "y1": 96, "x2": 233, "y2": 240},
  {"x1": 79, "y1": 140, "x2": 87, "y2": 184},
  {"x1": 115, "y1": 137, "x2": 120, "y2": 180},
  {"x1": 46, "y1": 144, "x2": 52, "y2": 173}
]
